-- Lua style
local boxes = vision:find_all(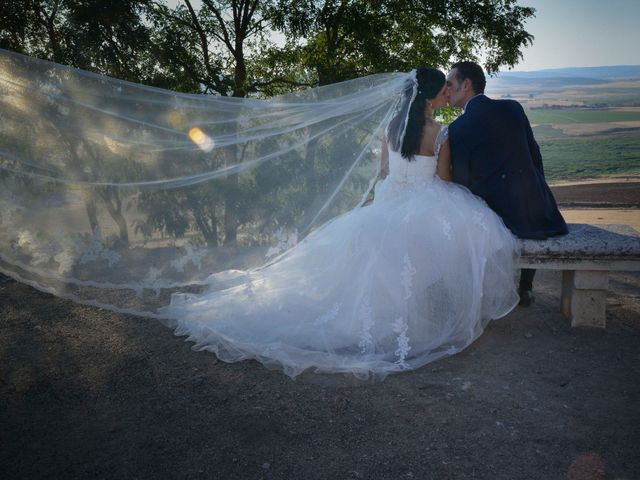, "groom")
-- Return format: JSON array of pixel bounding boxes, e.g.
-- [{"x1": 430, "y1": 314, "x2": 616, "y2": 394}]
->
[{"x1": 446, "y1": 61, "x2": 568, "y2": 306}]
